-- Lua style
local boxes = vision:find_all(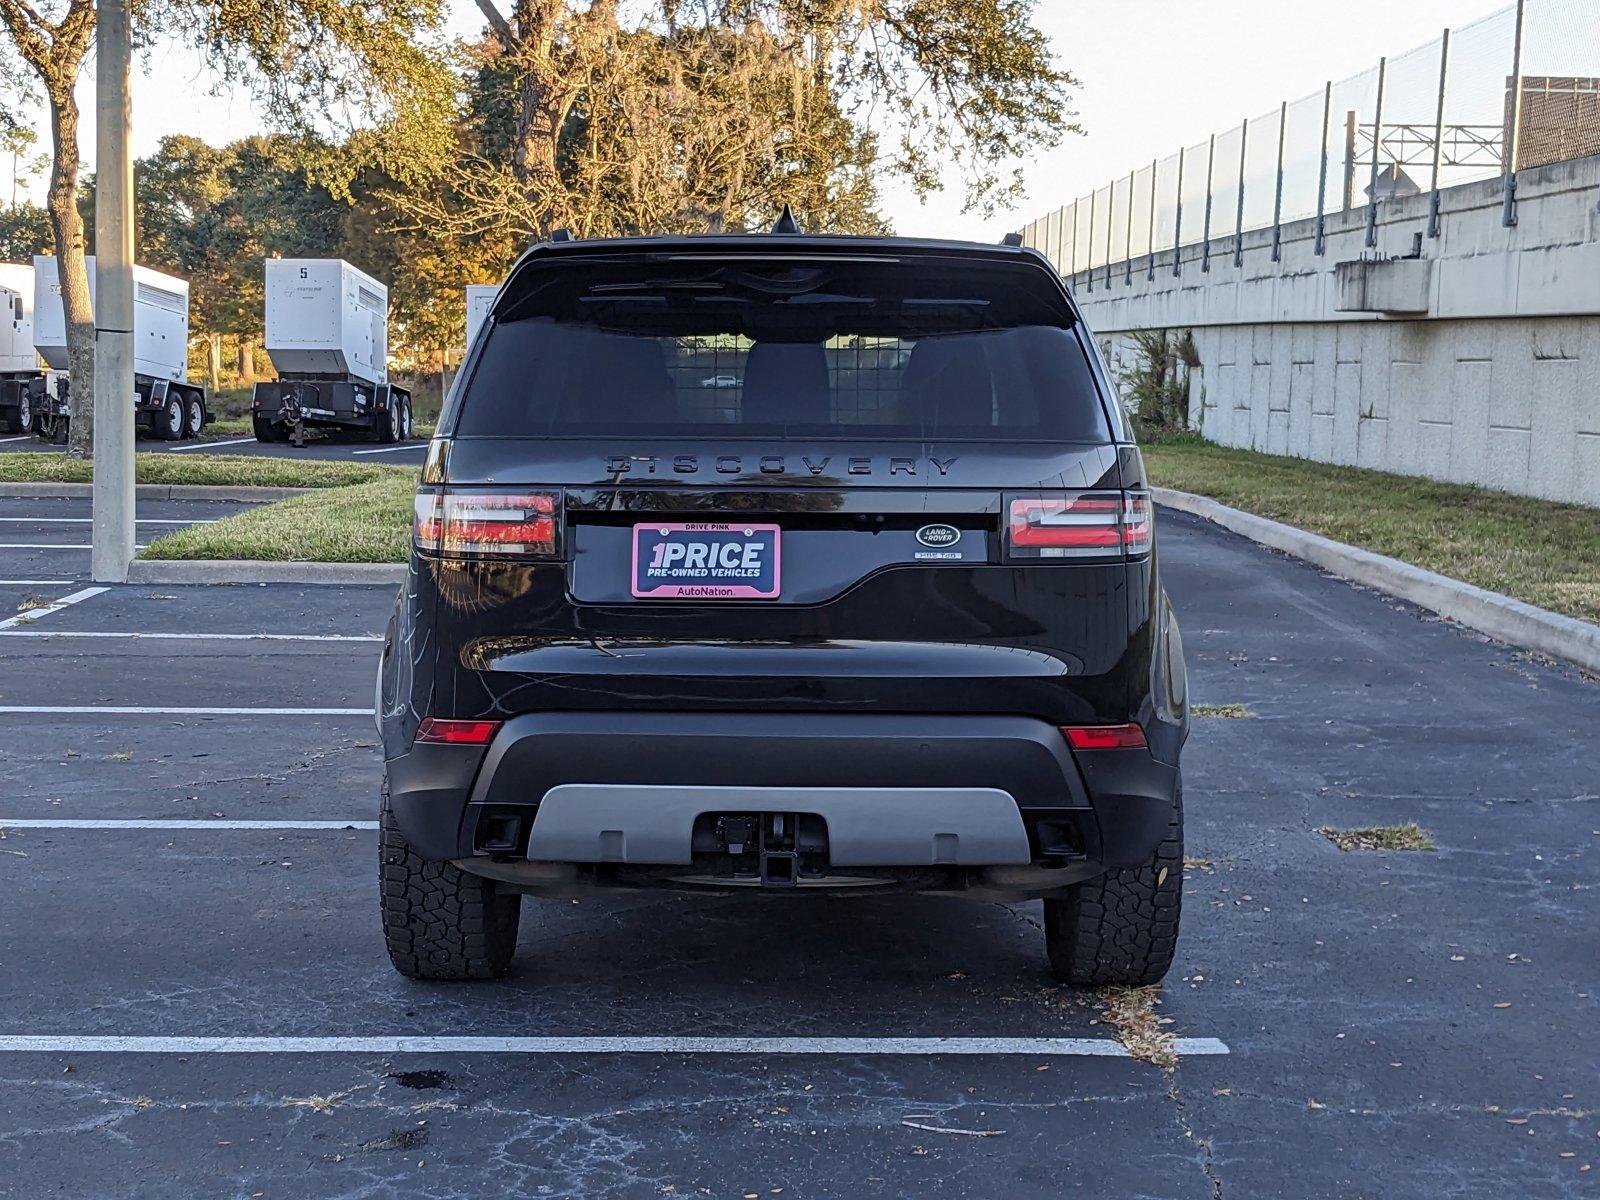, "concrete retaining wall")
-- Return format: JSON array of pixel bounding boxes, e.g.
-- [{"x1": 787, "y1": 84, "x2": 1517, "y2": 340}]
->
[{"x1": 1029, "y1": 155, "x2": 1600, "y2": 506}]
